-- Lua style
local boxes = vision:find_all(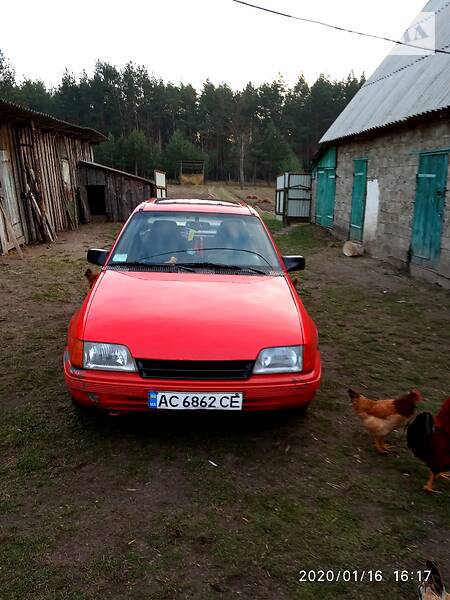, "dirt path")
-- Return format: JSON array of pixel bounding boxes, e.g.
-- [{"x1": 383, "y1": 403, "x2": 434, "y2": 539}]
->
[
  {"x1": 167, "y1": 182, "x2": 275, "y2": 211},
  {"x1": 1, "y1": 213, "x2": 450, "y2": 599}
]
